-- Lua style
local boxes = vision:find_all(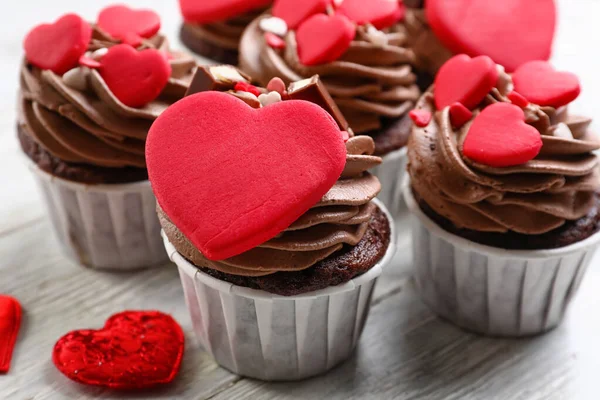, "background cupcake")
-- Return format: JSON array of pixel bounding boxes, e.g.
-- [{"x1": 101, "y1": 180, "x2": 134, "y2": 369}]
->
[
  {"x1": 239, "y1": 0, "x2": 420, "y2": 216},
  {"x1": 405, "y1": 54, "x2": 600, "y2": 336},
  {"x1": 178, "y1": 0, "x2": 272, "y2": 64},
  {"x1": 148, "y1": 65, "x2": 395, "y2": 380},
  {"x1": 19, "y1": 5, "x2": 197, "y2": 270}
]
